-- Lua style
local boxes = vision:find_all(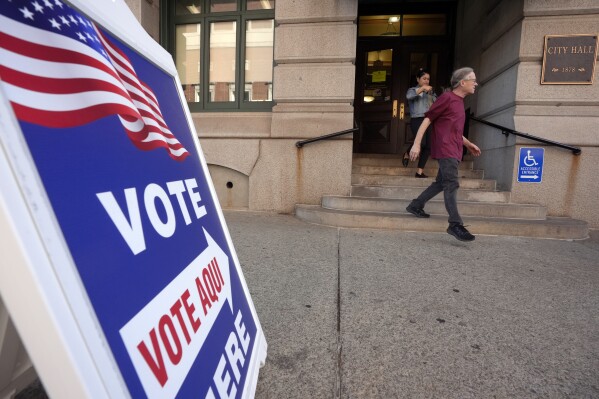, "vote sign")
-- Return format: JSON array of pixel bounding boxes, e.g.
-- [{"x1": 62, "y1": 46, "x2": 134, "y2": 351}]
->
[{"x1": 0, "y1": 1, "x2": 265, "y2": 398}]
